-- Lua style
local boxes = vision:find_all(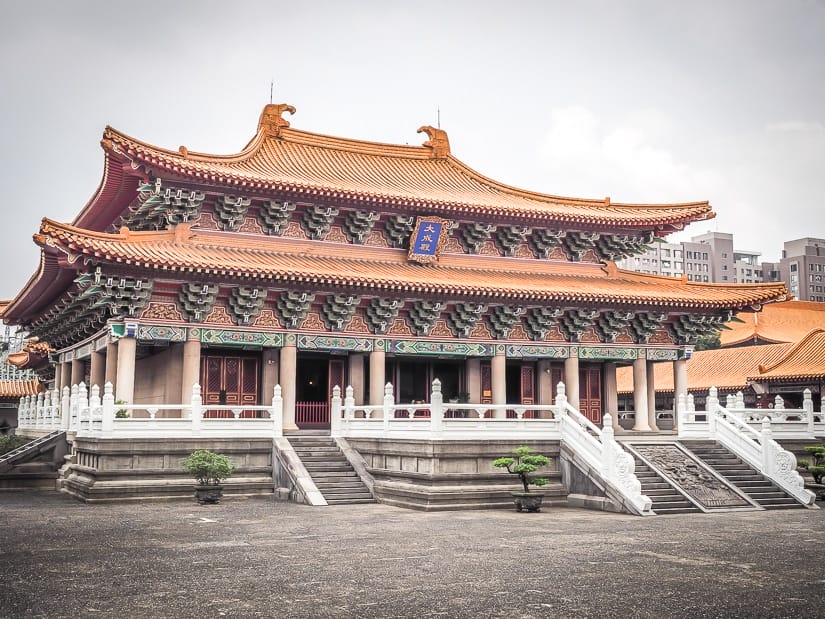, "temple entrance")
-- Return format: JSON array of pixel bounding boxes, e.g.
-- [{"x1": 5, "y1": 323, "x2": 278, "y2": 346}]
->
[
  {"x1": 579, "y1": 364, "x2": 603, "y2": 425},
  {"x1": 201, "y1": 353, "x2": 260, "y2": 417},
  {"x1": 507, "y1": 362, "x2": 537, "y2": 417},
  {"x1": 390, "y1": 358, "x2": 464, "y2": 409},
  {"x1": 295, "y1": 354, "x2": 344, "y2": 427}
]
